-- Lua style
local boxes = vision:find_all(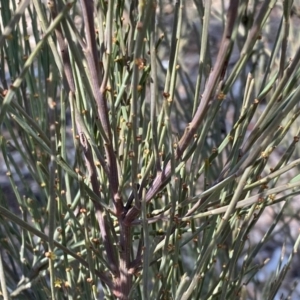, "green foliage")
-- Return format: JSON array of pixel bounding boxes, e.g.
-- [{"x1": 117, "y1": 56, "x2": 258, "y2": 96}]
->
[{"x1": 1, "y1": 0, "x2": 300, "y2": 299}]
